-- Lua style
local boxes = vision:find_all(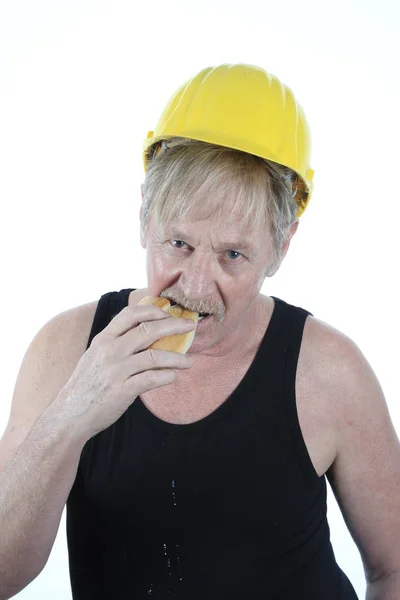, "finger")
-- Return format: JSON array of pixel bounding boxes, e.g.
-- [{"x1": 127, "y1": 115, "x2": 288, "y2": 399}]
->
[
  {"x1": 104, "y1": 305, "x2": 172, "y2": 339},
  {"x1": 124, "y1": 368, "x2": 177, "y2": 395},
  {"x1": 121, "y1": 348, "x2": 192, "y2": 379},
  {"x1": 125, "y1": 317, "x2": 196, "y2": 354}
]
